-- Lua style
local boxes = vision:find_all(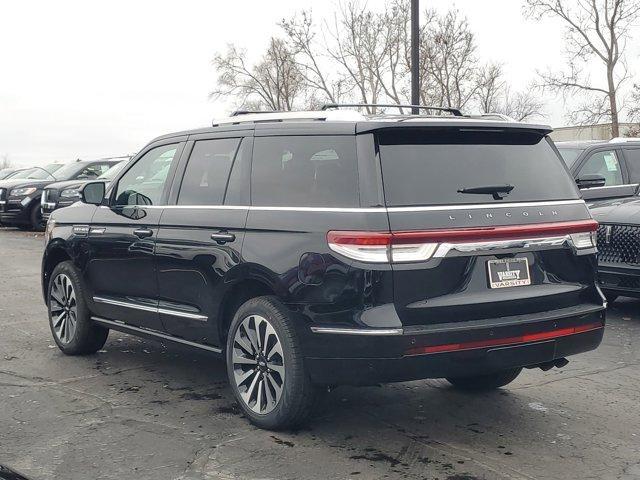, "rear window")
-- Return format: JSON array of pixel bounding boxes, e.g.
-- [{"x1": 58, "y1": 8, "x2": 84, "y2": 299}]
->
[
  {"x1": 377, "y1": 129, "x2": 580, "y2": 207},
  {"x1": 252, "y1": 136, "x2": 358, "y2": 207}
]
